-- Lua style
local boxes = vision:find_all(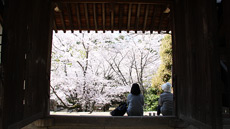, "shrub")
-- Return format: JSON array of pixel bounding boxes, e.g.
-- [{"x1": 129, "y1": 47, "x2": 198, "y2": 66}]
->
[{"x1": 144, "y1": 34, "x2": 172, "y2": 111}]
